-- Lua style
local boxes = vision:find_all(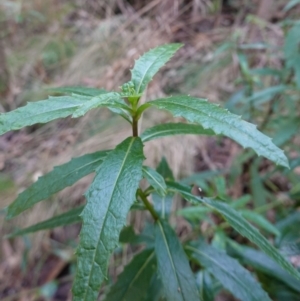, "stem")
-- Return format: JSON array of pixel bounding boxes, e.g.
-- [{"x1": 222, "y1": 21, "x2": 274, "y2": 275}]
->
[
  {"x1": 132, "y1": 117, "x2": 138, "y2": 137},
  {"x1": 138, "y1": 190, "x2": 159, "y2": 221}
]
